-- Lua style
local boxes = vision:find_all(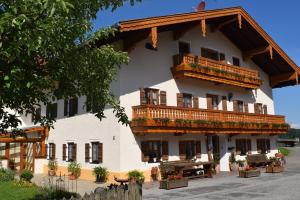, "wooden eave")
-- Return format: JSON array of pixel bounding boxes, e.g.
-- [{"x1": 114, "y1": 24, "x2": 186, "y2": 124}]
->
[
  {"x1": 0, "y1": 126, "x2": 48, "y2": 143},
  {"x1": 100, "y1": 7, "x2": 300, "y2": 88}
]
